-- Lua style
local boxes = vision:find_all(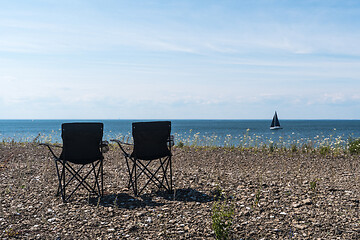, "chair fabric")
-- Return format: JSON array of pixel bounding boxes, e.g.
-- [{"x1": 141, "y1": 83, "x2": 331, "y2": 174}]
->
[
  {"x1": 132, "y1": 121, "x2": 171, "y2": 160},
  {"x1": 112, "y1": 121, "x2": 173, "y2": 196},
  {"x1": 60, "y1": 123, "x2": 104, "y2": 164},
  {"x1": 41, "y1": 122, "x2": 106, "y2": 202}
]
